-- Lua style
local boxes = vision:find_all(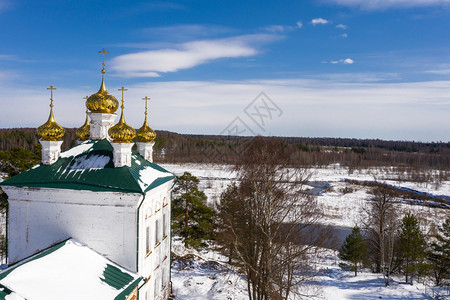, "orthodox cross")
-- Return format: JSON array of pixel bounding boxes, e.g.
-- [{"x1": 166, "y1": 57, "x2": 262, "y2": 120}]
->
[
  {"x1": 47, "y1": 86, "x2": 56, "y2": 108},
  {"x1": 98, "y1": 48, "x2": 109, "y2": 72},
  {"x1": 142, "y1": 96, "x2": 150, "y2": 116},
  {"x1": 118, "y1": 87, "x2": 128, "y2": 109}
]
